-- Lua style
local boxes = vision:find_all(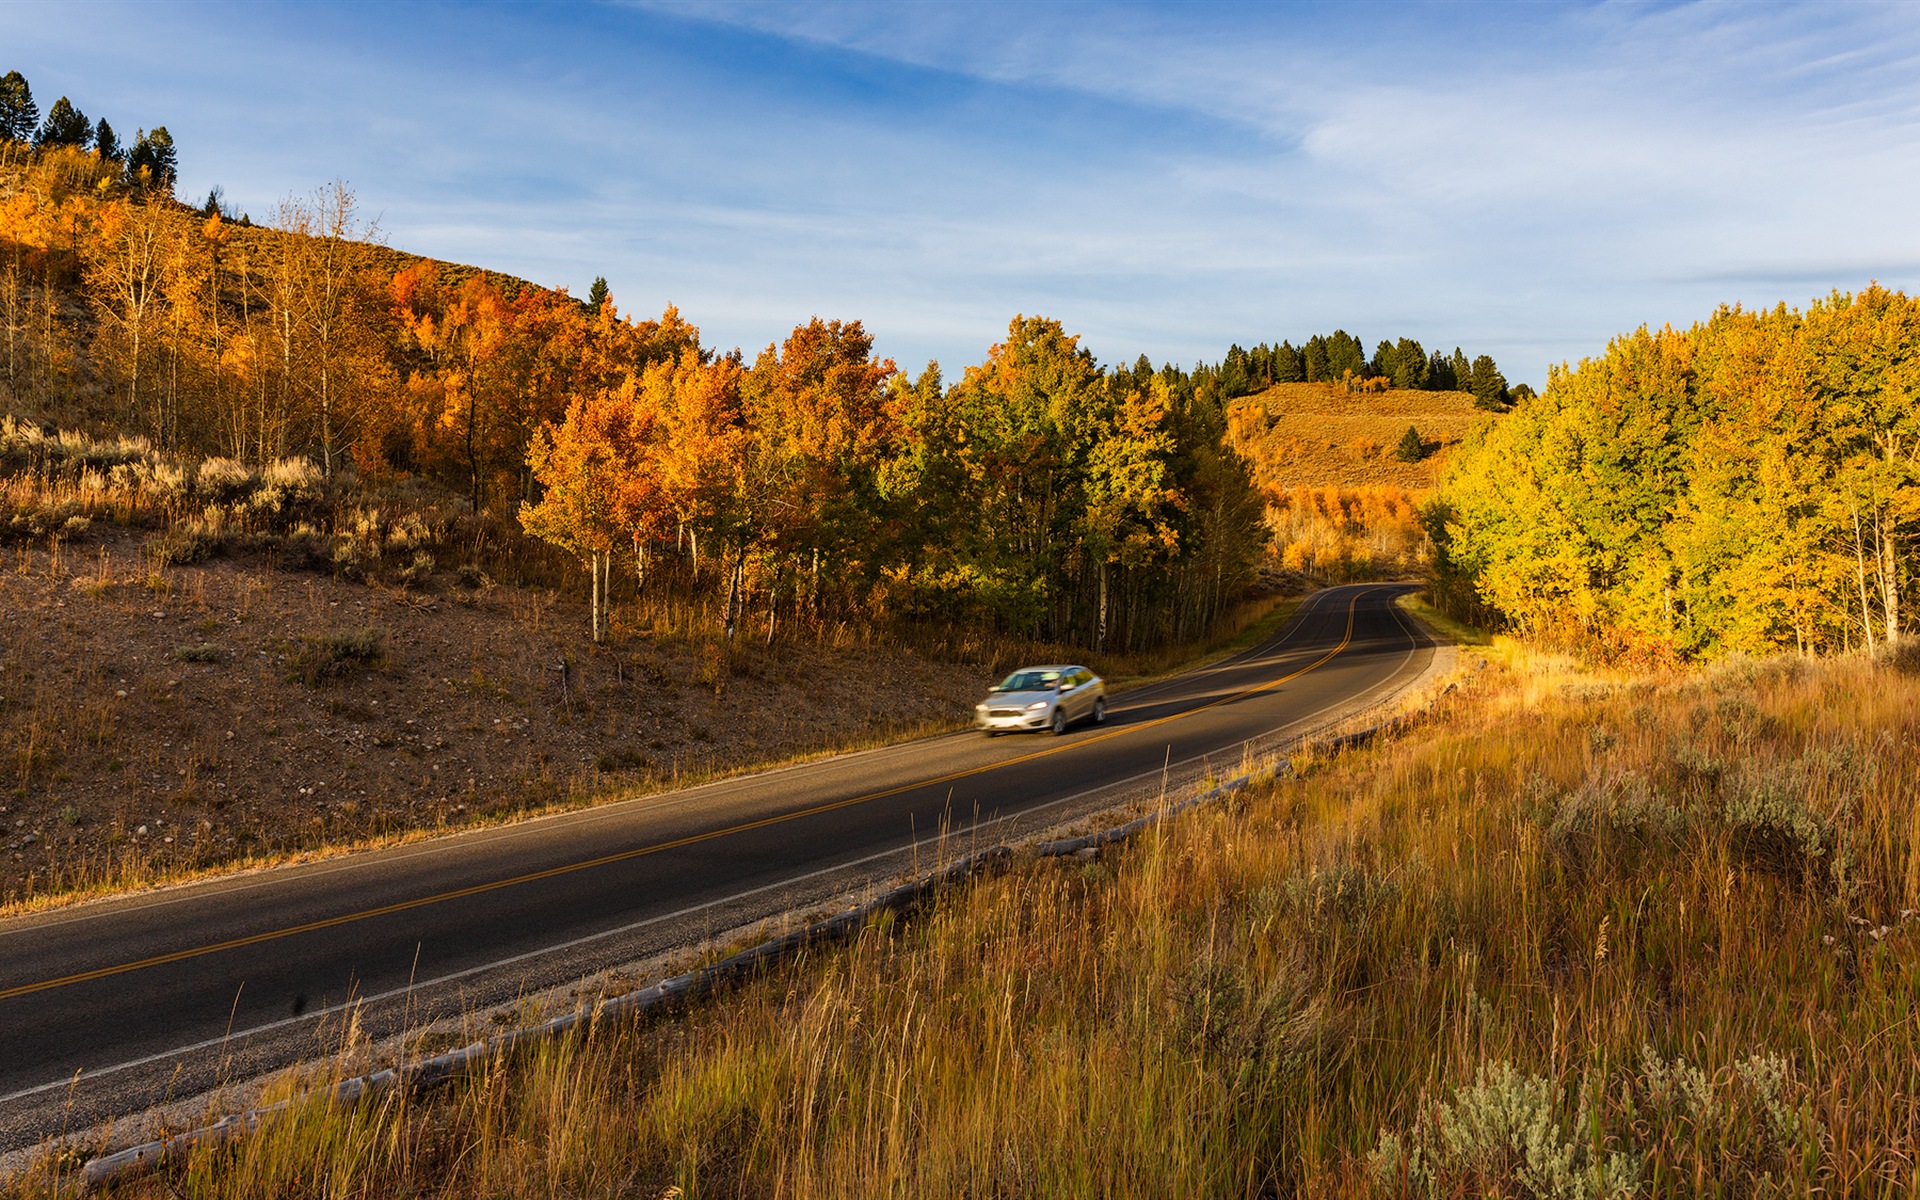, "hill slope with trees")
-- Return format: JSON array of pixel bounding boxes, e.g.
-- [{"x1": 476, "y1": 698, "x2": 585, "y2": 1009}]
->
[{"x1": 1430, "y1": 285, "x2": 1920, "y2": 661}]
